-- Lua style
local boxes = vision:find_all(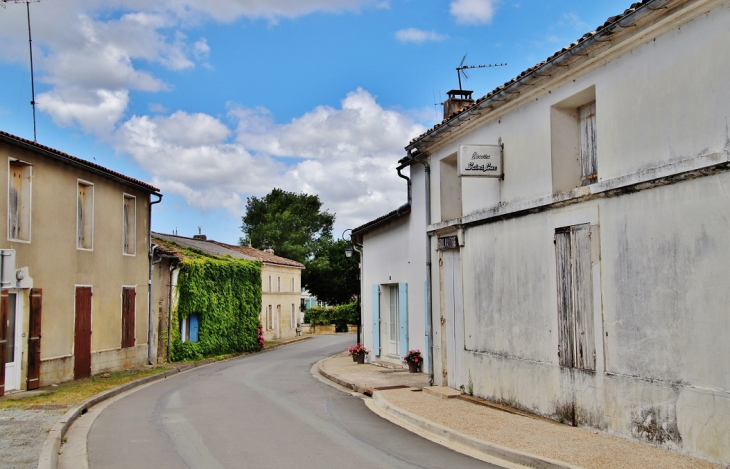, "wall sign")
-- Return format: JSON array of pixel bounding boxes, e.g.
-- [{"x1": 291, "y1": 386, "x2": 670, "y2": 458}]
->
[{"x1": 458, "y1": 144, "x2": 503, "y2": 178}]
